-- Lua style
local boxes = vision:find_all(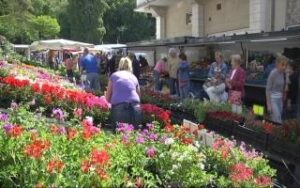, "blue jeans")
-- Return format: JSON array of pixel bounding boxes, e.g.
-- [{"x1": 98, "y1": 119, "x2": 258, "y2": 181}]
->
[
  {"x1": 169, "y1": 78, "x2": 178, "y2": 95},
  {"x1": 270, "y1": 96, "x2": 283, "y2": 124},
  {"x1": 153, "y1": 70, "x2": 162, "y2": 91},
  {"x1": 179, "y1": 84, "x2": 190, "y2": 100},
  {"x1": 86, "y1": 73, "x2": 100, "y2": 92},
  {"x1": 111, "y1": 102, "x2": 142, "y2": 129}
]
